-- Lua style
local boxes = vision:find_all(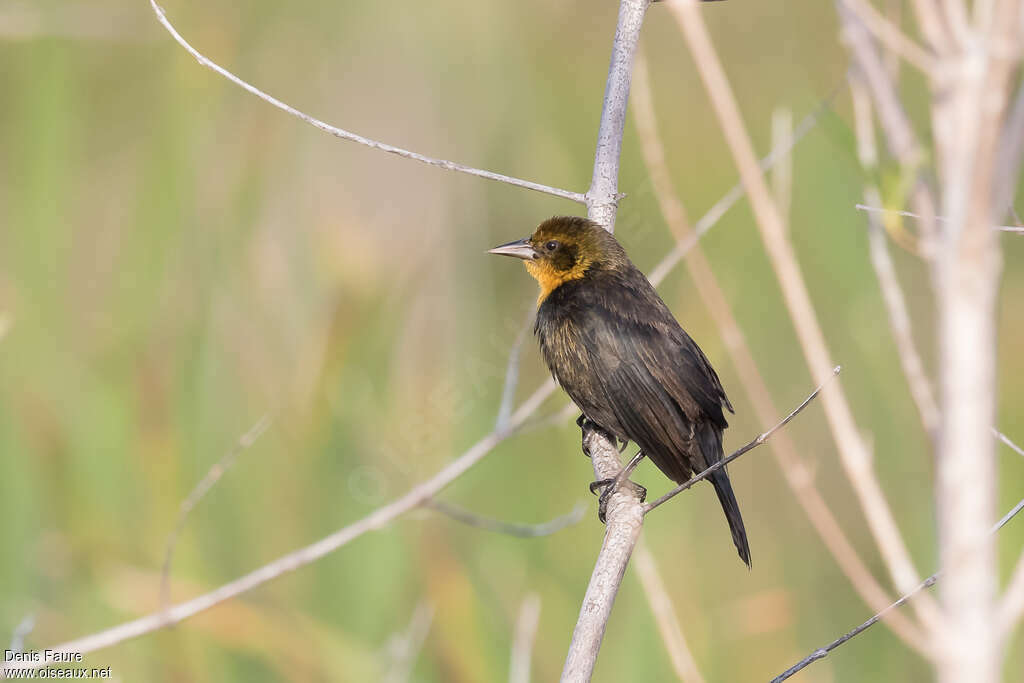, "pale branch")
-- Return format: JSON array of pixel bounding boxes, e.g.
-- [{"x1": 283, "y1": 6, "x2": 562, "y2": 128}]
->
[
  {"x1": 160, "y1": 412, "x2": 274, "y2": 611},
  {"x1": 562, "y1": 2, "x2": 653, "y2": 681},
  {"x1": 841, "y1": 0, "x2": 937, "y2": 73},
  {"x1": 669, "y1": 1, "x2": 940, "y2": 628},
  {"x1": 148, "y1": 1, "x2": 585, "y2": 204},
  {"x1": 837, "y1": 0, "x2": 939, "y2": 253},
  {"x1": 382, "y1": 601, "x2": 434, "y2": 683},
  {"x1": 426, "y1": 500, "x2": 586, "y2": 538},
  {"x1": 856, "y1": 204, "x2": 1024, "y2": 233},
  {"x1": 509, "y1": 593, "x2": 542, "y2": 683},
  {"x1": 8, "y1": 615, "x2": 35, "y2": 655},
  {"x1": 586, "y1": 0, "x2": 651, "y2": 230},
  {"x1": 634, "y1": 541, "x2": 706, "y2": 683},
  {"x1": 771, "y1": 493, "x2": 1024, "y2": 682},
  {"x1": 994, "y1": 80, "x2": 1024, "y2": 216},
  {"x1": 496, "y1": 309, "x2": 535, "y2": 433},
  {"x1": 996, "y1": 429, "x2": 1024, "y2": 635},
  {"x1": 994, "y1": 428, "x2": 1024, "y2": 459},
  {"x1": 850, "y1": 77, "x2": 940, "y2": 437},
  {"x1": 644, "y1": 368, "x2": 838, "y2": 513},
  {"x1": 631, "y1": 55, "x2": 927, "y2": 651}
]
